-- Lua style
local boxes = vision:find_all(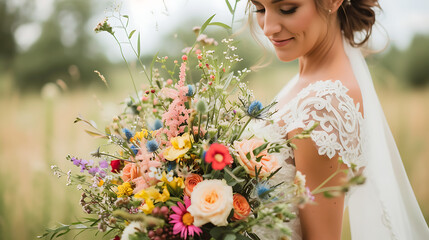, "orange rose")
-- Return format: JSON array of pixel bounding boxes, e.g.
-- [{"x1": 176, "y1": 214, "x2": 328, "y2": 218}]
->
[
  {"x1": 233, "y1": 138, "x2": 280, "y2": 178},
  {"x1": 232, "y1": 193, "x2": 251, "y2": 220},
  {"x1": 184, "y1": 174, "x2": 203, "y2": 197},
  {"x1": 121, "y1": 163, "x2": 141, "y2": 182}
]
